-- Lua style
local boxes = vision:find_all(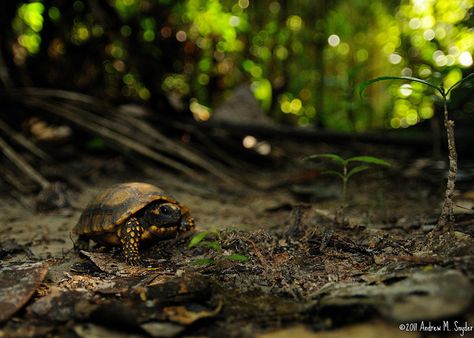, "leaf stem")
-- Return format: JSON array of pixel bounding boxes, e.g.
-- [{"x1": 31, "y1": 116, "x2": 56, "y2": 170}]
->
[{"x1": 438, "y1": 96, "x2": 457, "y2": 231}]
